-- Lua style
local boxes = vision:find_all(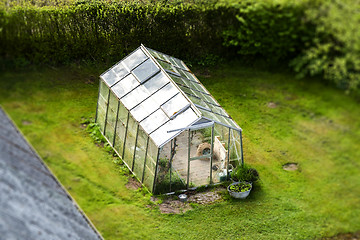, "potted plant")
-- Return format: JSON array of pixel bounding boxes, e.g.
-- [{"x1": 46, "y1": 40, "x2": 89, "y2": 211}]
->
[{"x1": 227, "y1": 164, "x2": 259, "y2": 199}]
